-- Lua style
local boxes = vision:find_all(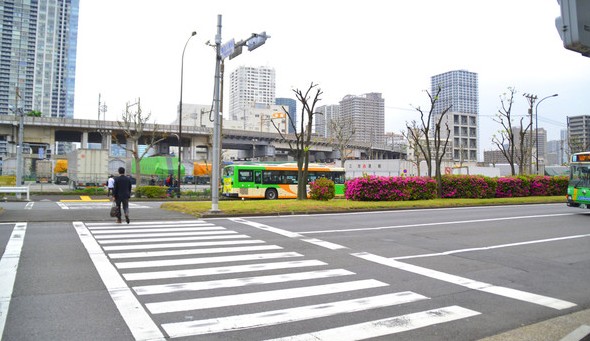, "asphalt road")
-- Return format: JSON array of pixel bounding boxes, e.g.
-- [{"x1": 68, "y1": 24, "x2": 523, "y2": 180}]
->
[{"x1": 0, "y1": 197, "x2": 589, "y2": 340}]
